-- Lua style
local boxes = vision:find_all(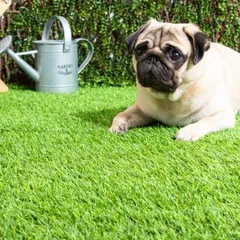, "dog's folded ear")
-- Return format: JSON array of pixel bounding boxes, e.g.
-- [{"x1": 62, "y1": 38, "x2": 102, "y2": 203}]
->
[
  {"x1": 126, "y1": 21, "x2": 151, "y2": 54},
  {"x1": 183, "y1": 24, "x2": 210, "y2": 65}
]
